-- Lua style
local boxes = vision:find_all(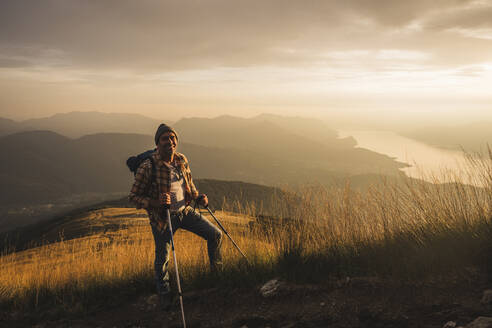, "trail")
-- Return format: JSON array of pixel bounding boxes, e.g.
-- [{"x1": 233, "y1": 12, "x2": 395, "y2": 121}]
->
[{"x1": 10, "y1": 276, "x2": 492, "y2": 328}]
